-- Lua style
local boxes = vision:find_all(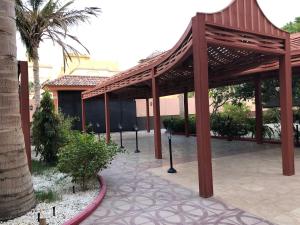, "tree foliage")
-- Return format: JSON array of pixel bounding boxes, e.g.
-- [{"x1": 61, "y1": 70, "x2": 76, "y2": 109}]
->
[
  {"x1": 282, "y1": 17, "x2": 300, "y2": 33},
  {"x1": 15, "y1": 0, "x2": 101, "y2": 106},
  {"x1": 15, "y1": 0, "x2": 101, "y2": 62},
  {"x1": 32, "y1": 91, "x2": 72, "y2": 163},
  {"x1": 209, "y1": 83, "x2": 254, "y2": 114}
]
